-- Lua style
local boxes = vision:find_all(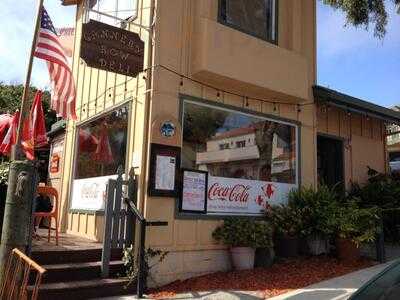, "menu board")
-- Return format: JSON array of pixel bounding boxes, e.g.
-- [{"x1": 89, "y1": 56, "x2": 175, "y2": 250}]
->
[
  {"x1": 155, "y1": 155, "x2": 176, "y2": 190},
  {"x1": 148, "y1": 143, "x2": 180, "y2": 197},
  {"x1": 180, "y1": 169, "x2": 208, "y2": 213}
]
